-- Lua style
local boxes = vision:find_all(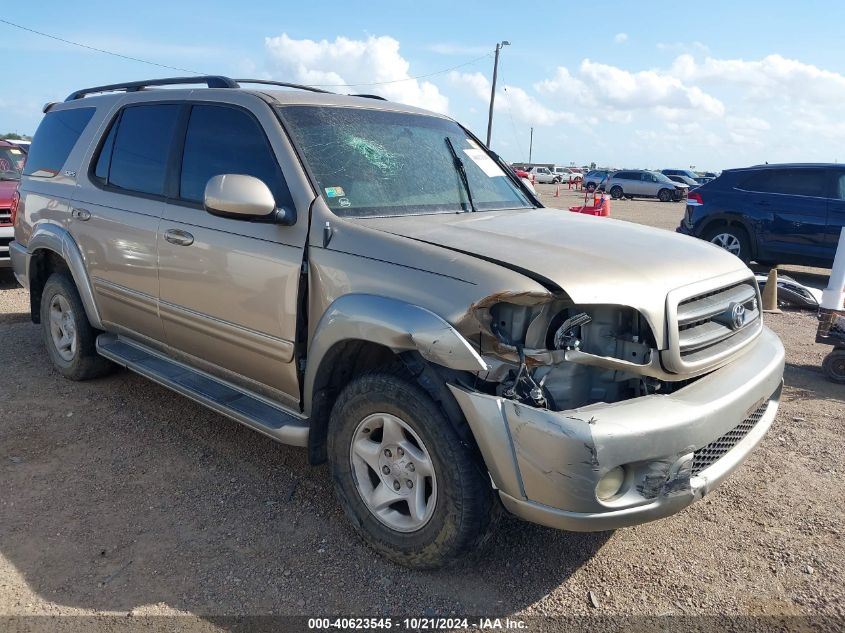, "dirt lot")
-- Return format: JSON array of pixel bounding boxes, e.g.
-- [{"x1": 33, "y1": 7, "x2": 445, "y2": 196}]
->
[{"x1": 0, "y1": 189, "x2": 842, "y2": 626}]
